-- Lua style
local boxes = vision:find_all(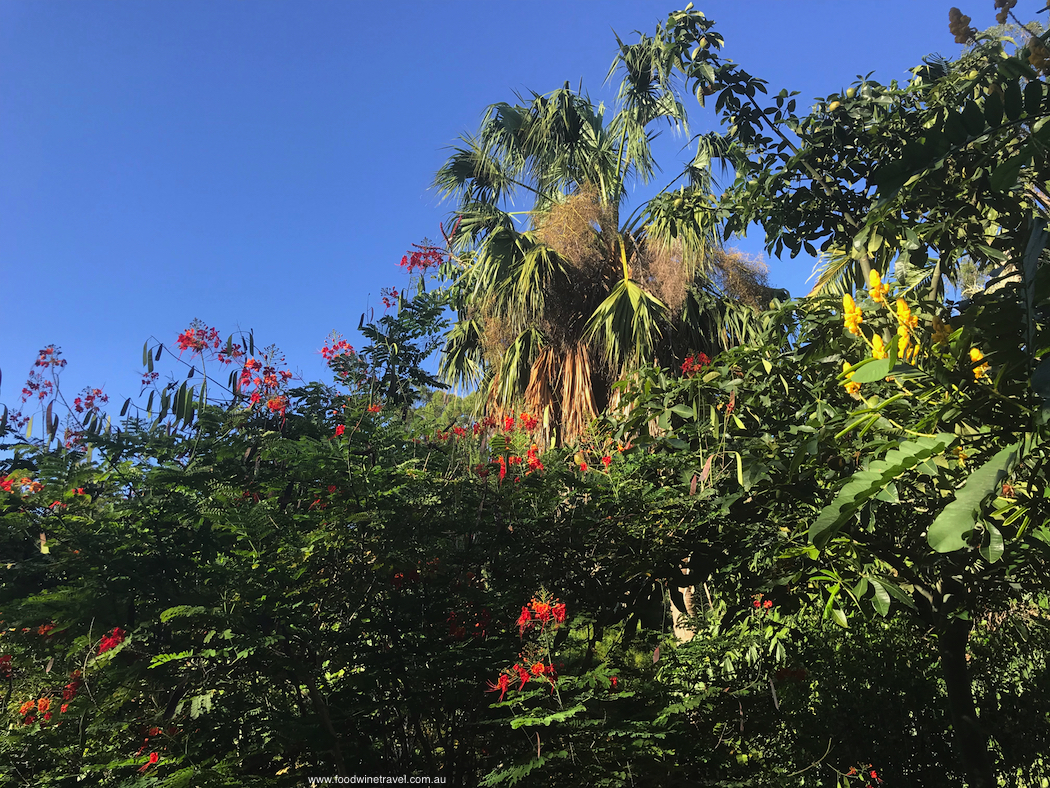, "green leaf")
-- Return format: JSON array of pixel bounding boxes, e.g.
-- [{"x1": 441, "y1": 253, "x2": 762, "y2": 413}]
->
[
  {"x1": 509, "y1": 703, "x2": 586, "y2": 728},
  {"x1": 871, "y1": 579, "x2": 891, "y2": 617},
  {"x1": 810, "y1": 433, "x2": 956, "y2": 547},
  {"x1": 830, "y1": 607, "x2": 849, "y2": 629},
  {"x1": 980, "y1": 522, "x2": 1005, "y2": 563},
  {"x1": 990, "y1": 152, "x2": 1029, "y2": 192},
  {"x1": 928, "y1": 443, "x2": 1021, "y2": 552},
  {"x1": 849, "y1": 357, "x2": 893, "y2": 383},
  {"x1": 943, "y1": 110, "x2": 968, "y2": 145},
  {"x1": 670, "y1": 404, "x2": 695, "y2": 419},
  {"x1": 160, "y1": 605, "x2": 208, "y2": 622}
]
